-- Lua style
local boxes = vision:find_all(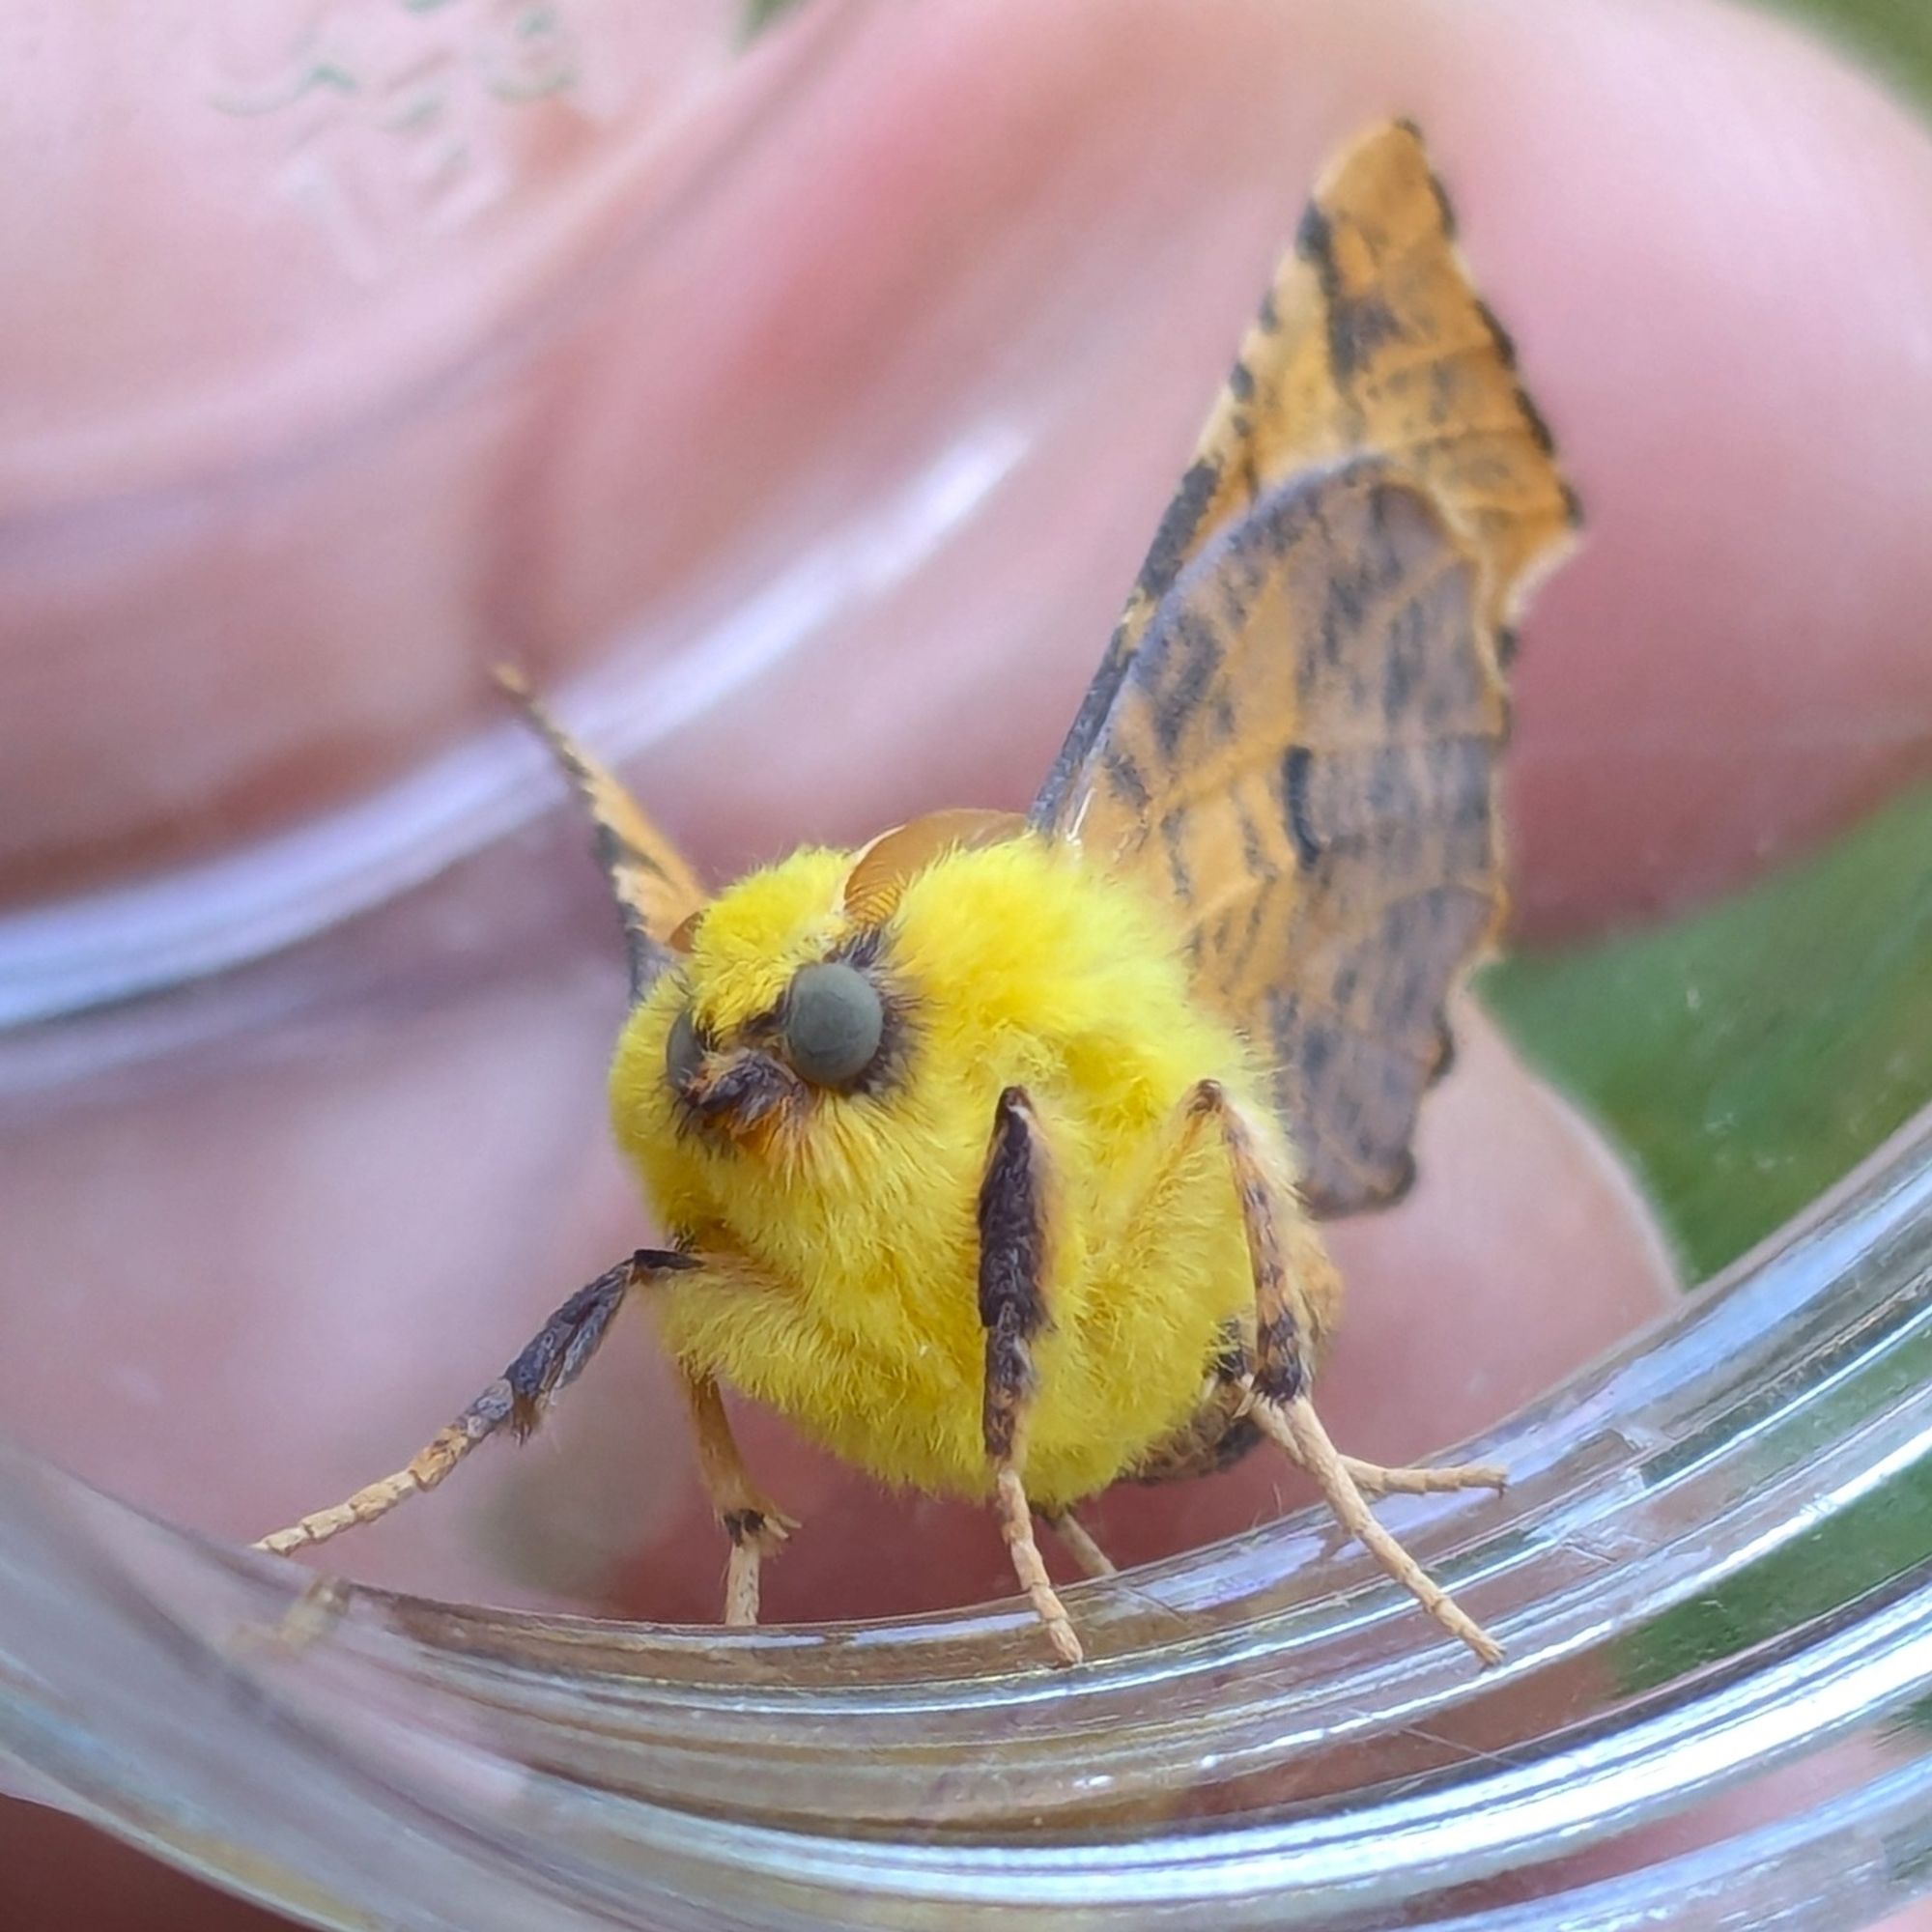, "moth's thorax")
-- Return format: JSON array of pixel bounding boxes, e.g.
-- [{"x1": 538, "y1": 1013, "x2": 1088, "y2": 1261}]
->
[{"x1": 605, "y1": 832, "x2": 1286, "y2": 1501}]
